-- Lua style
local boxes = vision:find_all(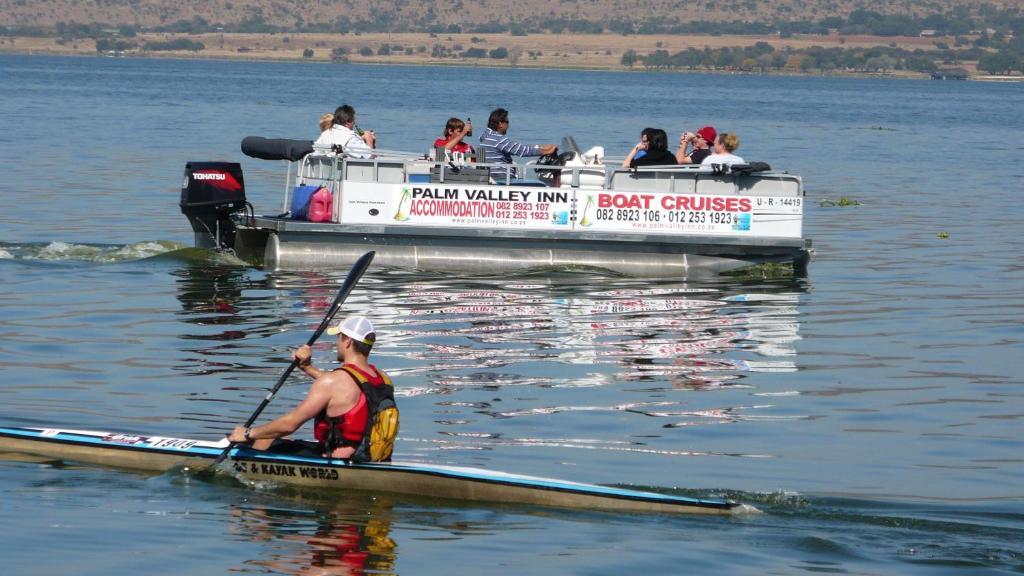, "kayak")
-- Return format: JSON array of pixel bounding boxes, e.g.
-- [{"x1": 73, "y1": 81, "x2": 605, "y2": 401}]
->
[{"x1": 0, "y1": 425, "x2": 747, "y2": 516}]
